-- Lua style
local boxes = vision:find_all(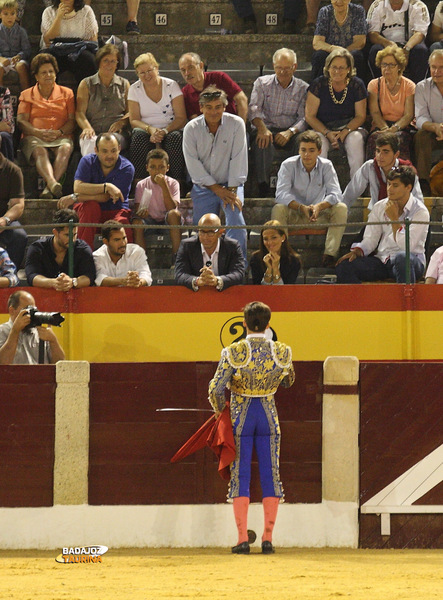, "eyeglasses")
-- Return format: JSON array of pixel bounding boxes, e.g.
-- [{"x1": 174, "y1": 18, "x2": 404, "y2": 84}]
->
[
  {"x1": 330, "y1": 66, "x2": 348, "y2": 72},
  {"x1": 200, "y1": 91, "x2": 222, "y2": 100},
  {"x1": 381, "y1": 63, "x2": 398, "y2": 69},
  {"x1": 274, "y1": 66, "x2": 294, "y2": 73},
  {"x1": 199, "y1": 228, "x2": 220, "y2": 236},
  {"x1": 137, "y1": 67, "x2": 157, "y2": 77}
]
